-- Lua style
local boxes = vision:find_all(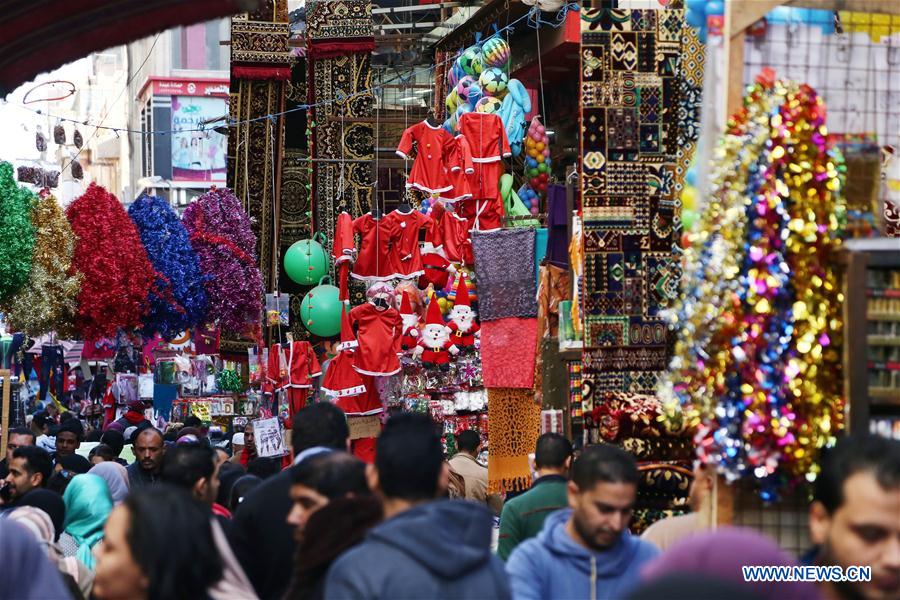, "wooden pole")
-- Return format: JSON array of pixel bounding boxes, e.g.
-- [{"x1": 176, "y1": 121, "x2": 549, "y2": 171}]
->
[{"x1": 0, "y1": 369, "x2": 10, "y2": 460}]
